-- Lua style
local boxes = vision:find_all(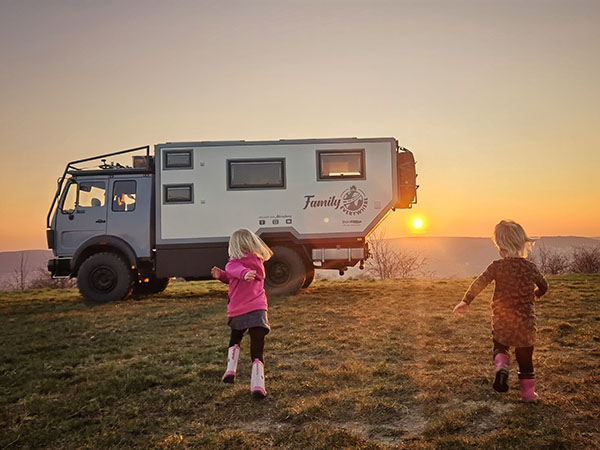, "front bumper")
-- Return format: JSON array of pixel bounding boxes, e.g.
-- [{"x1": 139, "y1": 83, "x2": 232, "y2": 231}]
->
[{"x1": 48, "y1": 258, "x2": 71, "y2": 277}]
